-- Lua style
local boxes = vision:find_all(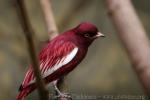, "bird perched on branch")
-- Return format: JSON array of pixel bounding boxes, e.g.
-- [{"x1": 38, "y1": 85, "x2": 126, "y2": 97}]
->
[{"x1": 17, "y1": 22, "x2": 105, "y2": 100}]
